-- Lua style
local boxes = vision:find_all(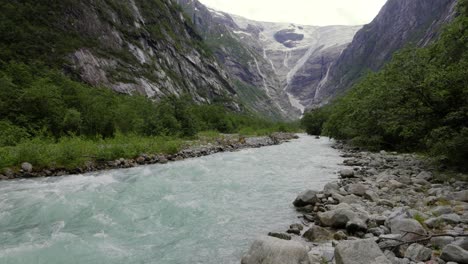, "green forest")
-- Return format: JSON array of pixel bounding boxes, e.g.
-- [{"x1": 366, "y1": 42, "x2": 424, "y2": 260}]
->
[{"x1": 302, "y1": 0, "x2": 468, "y2": 170}]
